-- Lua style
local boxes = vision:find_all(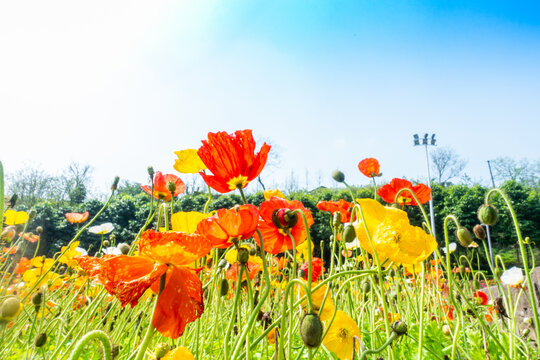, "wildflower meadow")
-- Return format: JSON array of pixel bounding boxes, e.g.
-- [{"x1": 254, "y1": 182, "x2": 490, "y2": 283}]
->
[{"x1": 1, "y1": 129, "x2": 539, "y2": 360}]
